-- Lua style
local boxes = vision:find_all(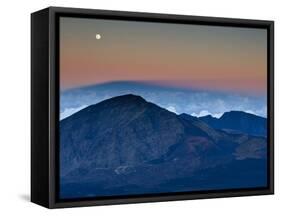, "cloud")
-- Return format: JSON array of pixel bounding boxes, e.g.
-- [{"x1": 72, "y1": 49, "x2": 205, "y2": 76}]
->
[
  {"x1": 191, "y1": 110, "x2": 223, "y2": 118},
  {"x1": 60, "y1": 82, "x2": 267, "y2": 118},
  {"x1": 244, "y1": 110, "x2": 255, "y2": 115},
  {"x1": 60, "y1": 105, "x2": 87, "y2": 120},
  {"x1": 166, "y1": 105, "x2": 178, "y2": 114}
]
